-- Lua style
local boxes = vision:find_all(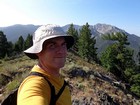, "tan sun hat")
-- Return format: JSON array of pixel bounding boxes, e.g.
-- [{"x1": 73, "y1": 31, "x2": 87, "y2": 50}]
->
[{"x1": 24, "y1": 24, "x2": 74, "y2": 59}]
